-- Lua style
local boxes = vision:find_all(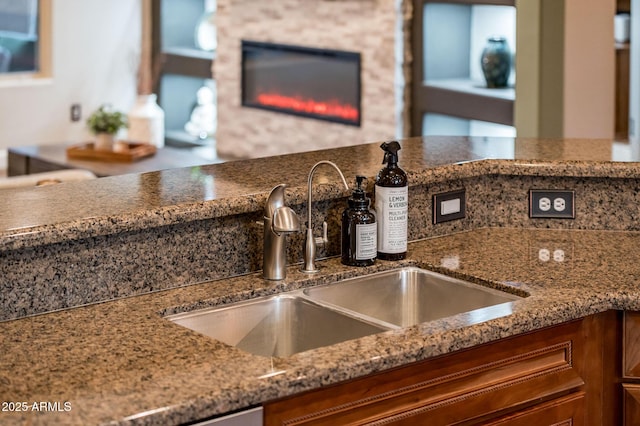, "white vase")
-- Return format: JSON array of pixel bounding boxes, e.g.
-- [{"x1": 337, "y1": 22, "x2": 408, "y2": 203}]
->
[
  {"x1": 94, "y1": 133, "x2": 114, "y2": 151},
  {"x1": 127, "y1": 94, "x2": 165, "y2": 148}
]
